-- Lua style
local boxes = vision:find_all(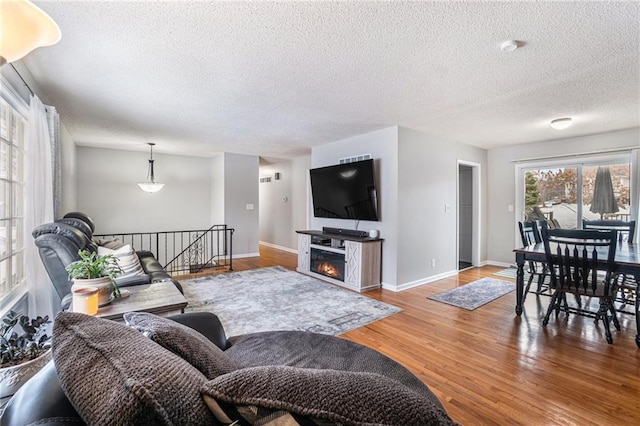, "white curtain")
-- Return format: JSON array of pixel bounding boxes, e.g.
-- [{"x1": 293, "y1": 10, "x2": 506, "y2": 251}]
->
[
  {"x1": 631, "y1": 148, "x2": 640, "y2": 244},
  {"x1": 25, "y1": 95, "x2": 54, "y2": 319},
  {"x1": 46, "y1": 106, "x2": 61, "y2": 219}
]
